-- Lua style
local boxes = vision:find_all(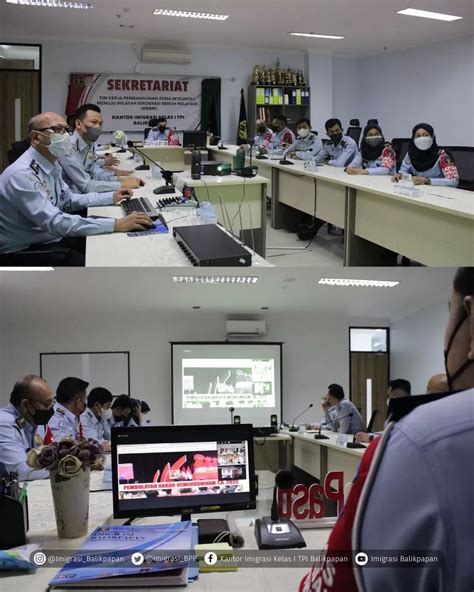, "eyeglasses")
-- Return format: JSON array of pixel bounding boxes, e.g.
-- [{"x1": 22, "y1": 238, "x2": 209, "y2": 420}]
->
[{"x1": 36, "y1": 126, "x2": 71, "y2": 135}]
